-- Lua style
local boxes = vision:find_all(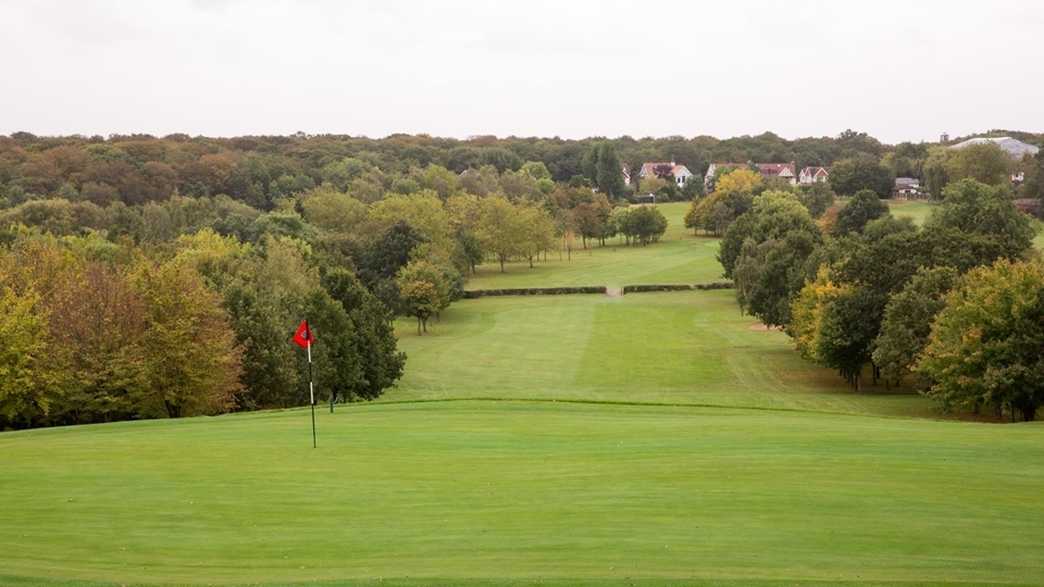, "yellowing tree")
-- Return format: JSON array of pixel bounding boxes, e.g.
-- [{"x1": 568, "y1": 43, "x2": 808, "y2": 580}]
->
[
  {"x1": 131, "y1": 261, "x2": 243, "y2": 418},
  {"x1": 0, "y1": 287, "x2": 60, "y2": 426},
  {"x1": 715, "y1": 168, "x2": 762, "y2": 196},
  {"x1": 476, "y1": 196, "x2": 528, "y2": 272}
]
